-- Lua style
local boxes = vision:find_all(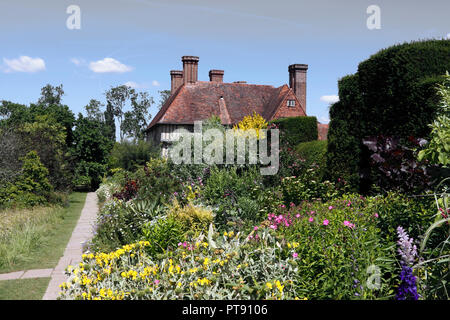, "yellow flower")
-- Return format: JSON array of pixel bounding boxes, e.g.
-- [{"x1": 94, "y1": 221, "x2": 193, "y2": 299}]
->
[{"x1": 266, "y1": 282, "x2": 273, "y2": 290}]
